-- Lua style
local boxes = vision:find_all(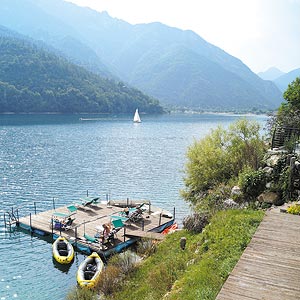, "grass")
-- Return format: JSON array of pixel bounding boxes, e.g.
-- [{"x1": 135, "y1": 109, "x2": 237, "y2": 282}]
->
[{"x1": 107, "y1": 209, "x2": 264, "y2": 300}]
